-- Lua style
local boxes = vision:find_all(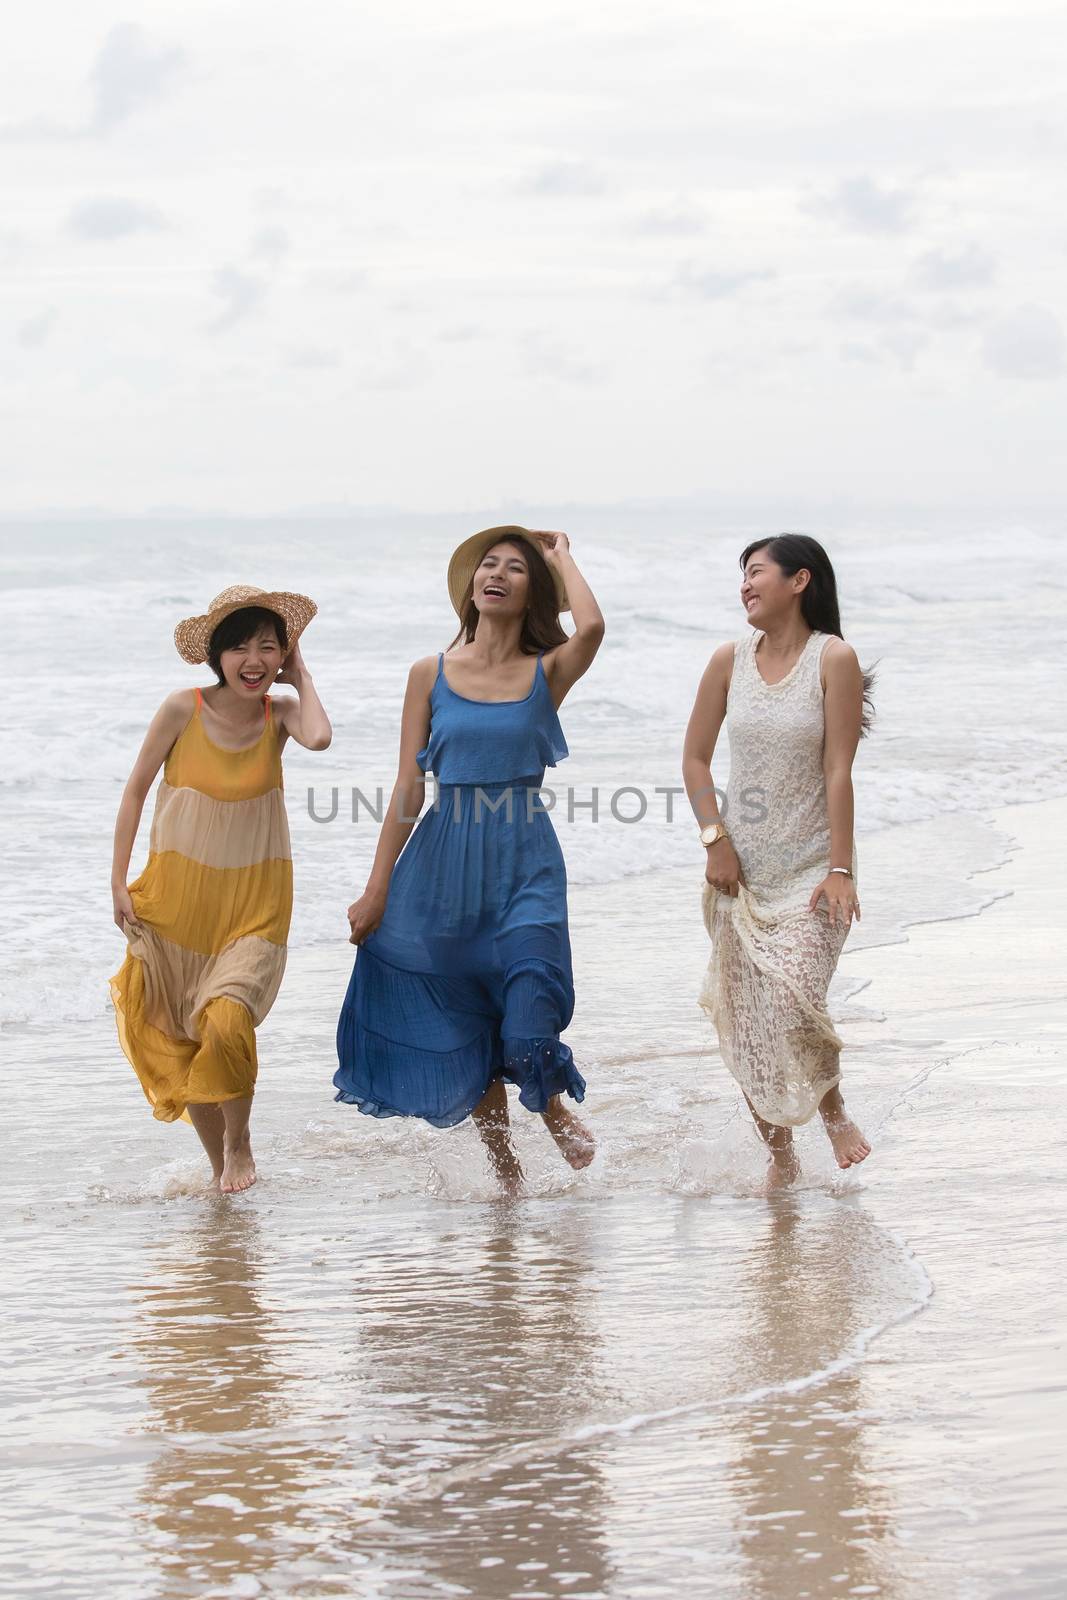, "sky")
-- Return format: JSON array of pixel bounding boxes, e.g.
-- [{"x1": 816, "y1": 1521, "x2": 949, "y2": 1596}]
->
[{"x1": 2, "y1": 0, "x2": 1066, "y2": 515}]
